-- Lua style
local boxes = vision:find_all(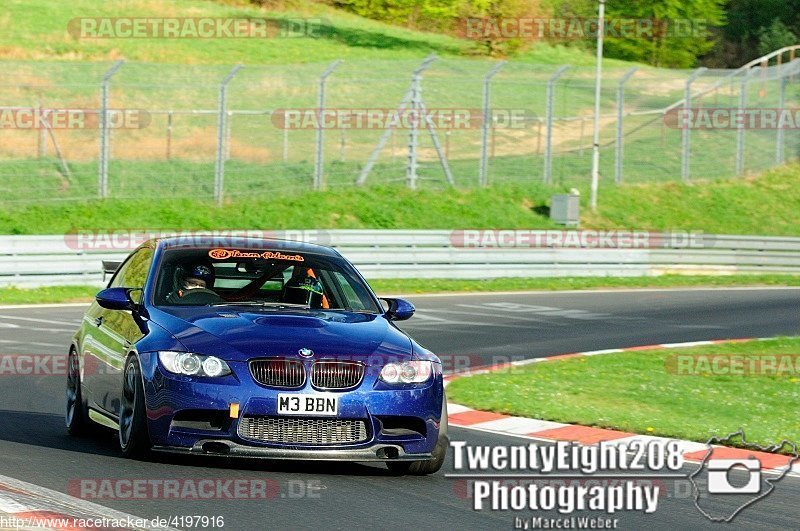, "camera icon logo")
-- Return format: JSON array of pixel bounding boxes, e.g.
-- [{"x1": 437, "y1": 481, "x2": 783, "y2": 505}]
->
[
  {"x1": 689, "y1": 429, "x2": 800, "y2": 522},
  {"x1": 707, "y1": 458, "x2": 761, "y2": 494}
]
